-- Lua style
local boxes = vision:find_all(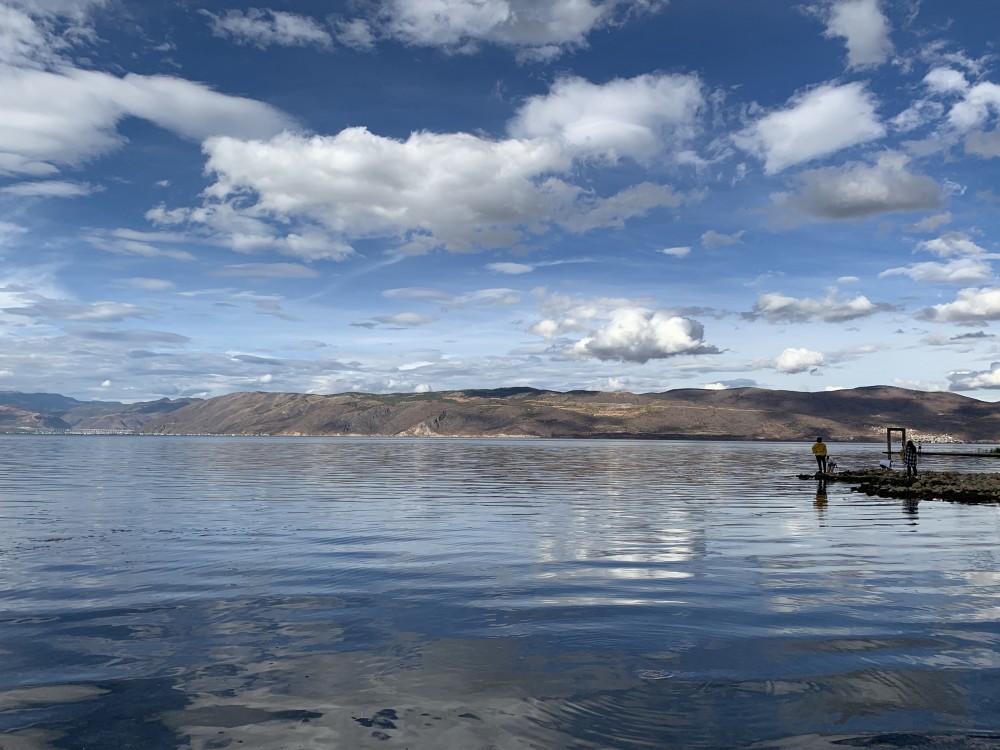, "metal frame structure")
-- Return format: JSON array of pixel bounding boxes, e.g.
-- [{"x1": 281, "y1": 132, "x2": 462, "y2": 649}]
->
[{"x1": 886, "y1": 427, "x2": 906, "y2": 463}]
